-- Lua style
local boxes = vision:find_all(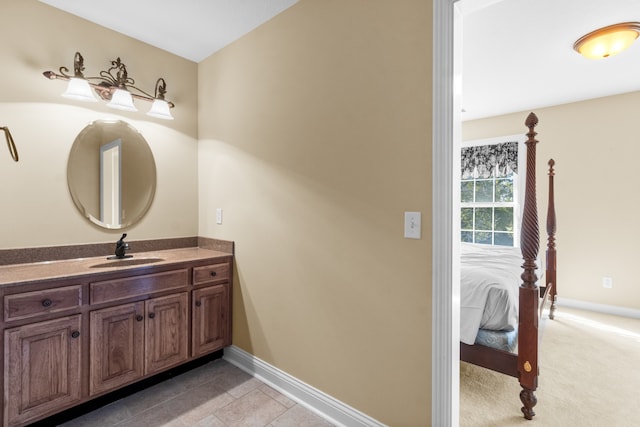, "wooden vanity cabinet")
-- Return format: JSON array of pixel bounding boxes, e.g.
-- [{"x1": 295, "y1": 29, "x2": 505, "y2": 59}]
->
[
  {"x1": 89, "y1": 301, "x2": 145, "y2": 396},
  {"x1": 4, "y1": 315, "x2": 82, "y2": 427},
  {"x1": 192, "y1": 285, "x2": 230, "y2": 357},
  {"x1": 0, "y1": 253, "x2": 232, "y2": 427},
  {"x1": 144, "y1": 292, "x2": 189, "y2": 374},
  {"x1": 89, "y1": 293, "x2": 189, "y2": 396},
  {"x1": 191, "y1": 261, "x2": 232, "y2": 357}
]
